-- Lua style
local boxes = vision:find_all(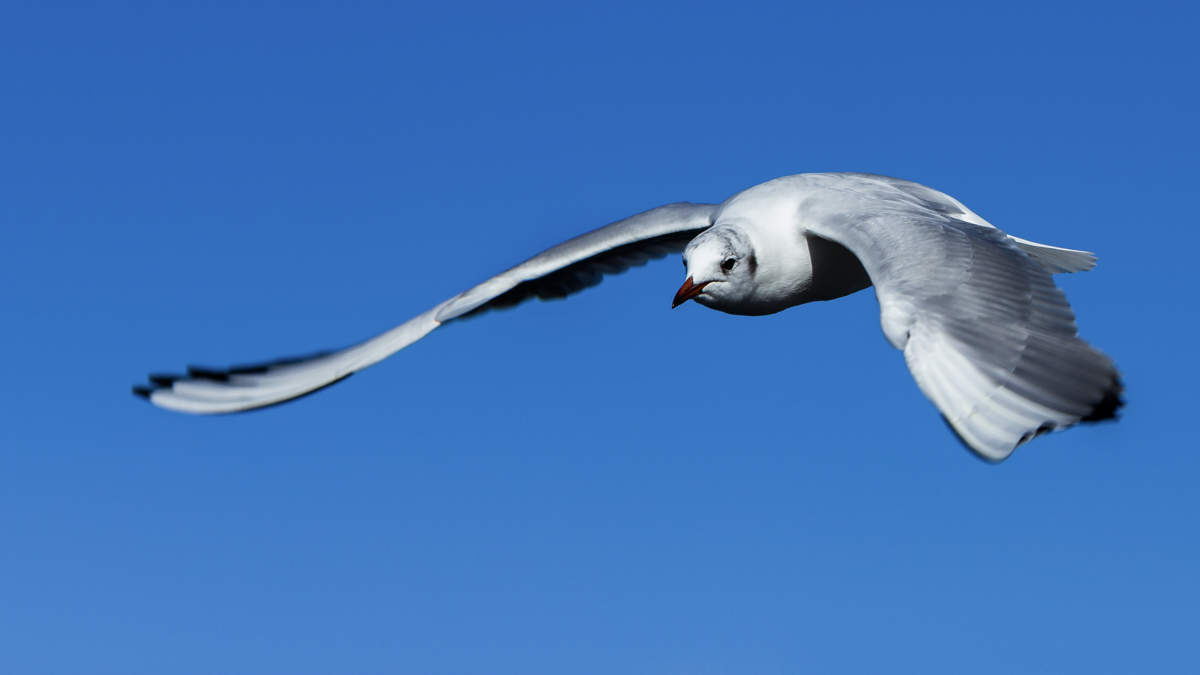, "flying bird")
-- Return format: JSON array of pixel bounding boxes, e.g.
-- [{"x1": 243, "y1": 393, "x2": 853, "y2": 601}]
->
[{"x1": 135, "y1": 173, "x2": 1122, "y2": 461}]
